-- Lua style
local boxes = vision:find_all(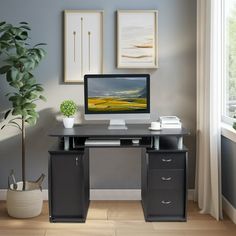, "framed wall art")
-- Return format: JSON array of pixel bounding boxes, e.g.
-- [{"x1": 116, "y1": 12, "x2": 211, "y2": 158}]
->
[
  {"x1": 64, "y1": 10, "x2": 103, "y2": 83},
  {"x1": 117, "y1": 10, "x2": 158, "y2": 69}
]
